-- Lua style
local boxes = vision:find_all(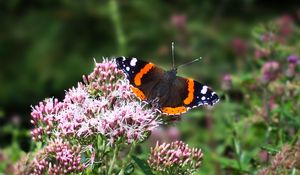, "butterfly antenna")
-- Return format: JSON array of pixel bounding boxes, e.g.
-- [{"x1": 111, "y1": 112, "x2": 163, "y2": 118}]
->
[
  {"x1": 177, "y1": 57, "x2": 202, "y2": 69},
  {"x1": 172, "y1": 42, "x2": 175, "y2": 69}
]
